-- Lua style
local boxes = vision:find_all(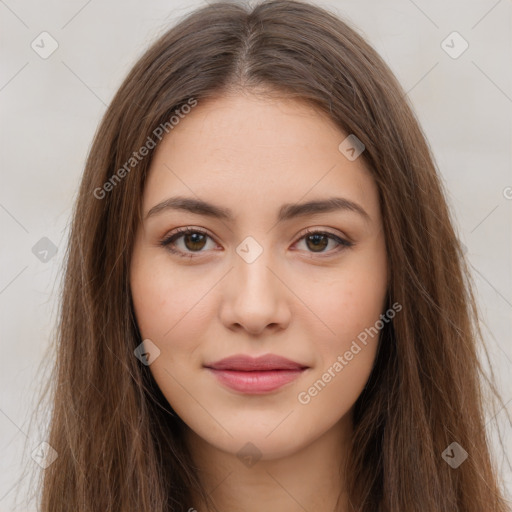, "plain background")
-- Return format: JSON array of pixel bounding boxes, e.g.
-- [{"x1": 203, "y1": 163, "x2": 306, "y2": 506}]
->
[{"x1": 0, "y1": 0, "x2": 511, "y2": 509}]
